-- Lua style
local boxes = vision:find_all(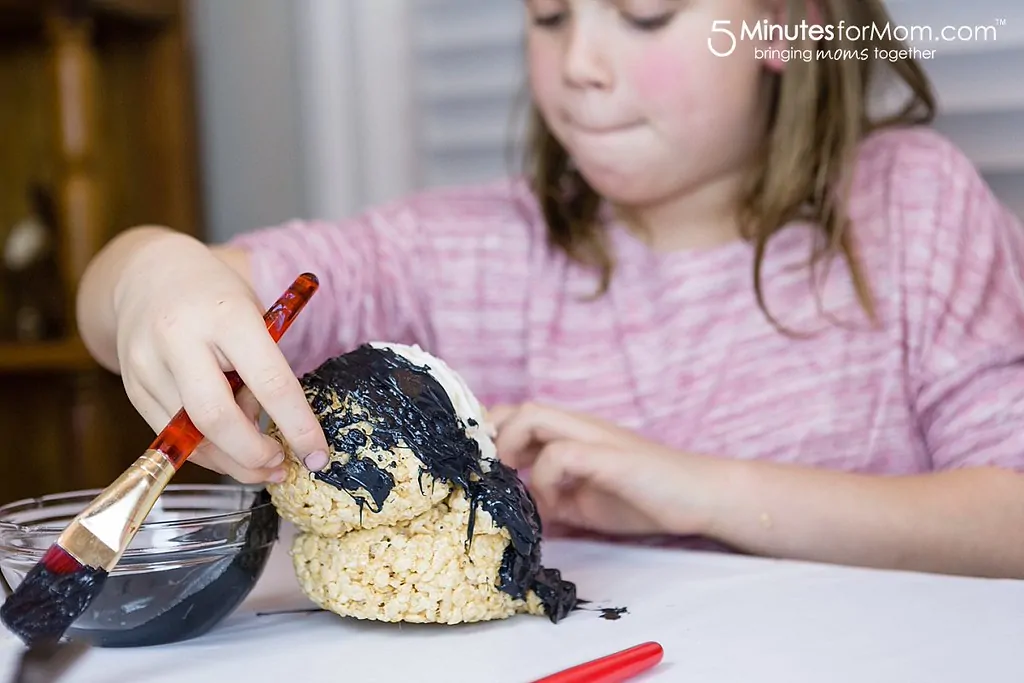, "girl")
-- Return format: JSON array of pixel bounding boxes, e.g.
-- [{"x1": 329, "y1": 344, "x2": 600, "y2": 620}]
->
[{"x1": 77, "y1": 0, "x2": 1024, "y2": 579}]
